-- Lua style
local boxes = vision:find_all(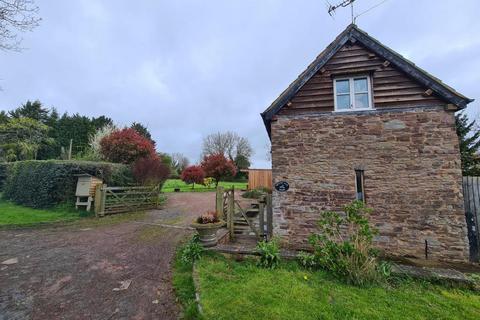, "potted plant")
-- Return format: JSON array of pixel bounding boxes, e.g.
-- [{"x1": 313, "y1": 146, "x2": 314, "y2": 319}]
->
[{"x1": 191, "y1": 211, "x2": 225, "y2": 247}]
